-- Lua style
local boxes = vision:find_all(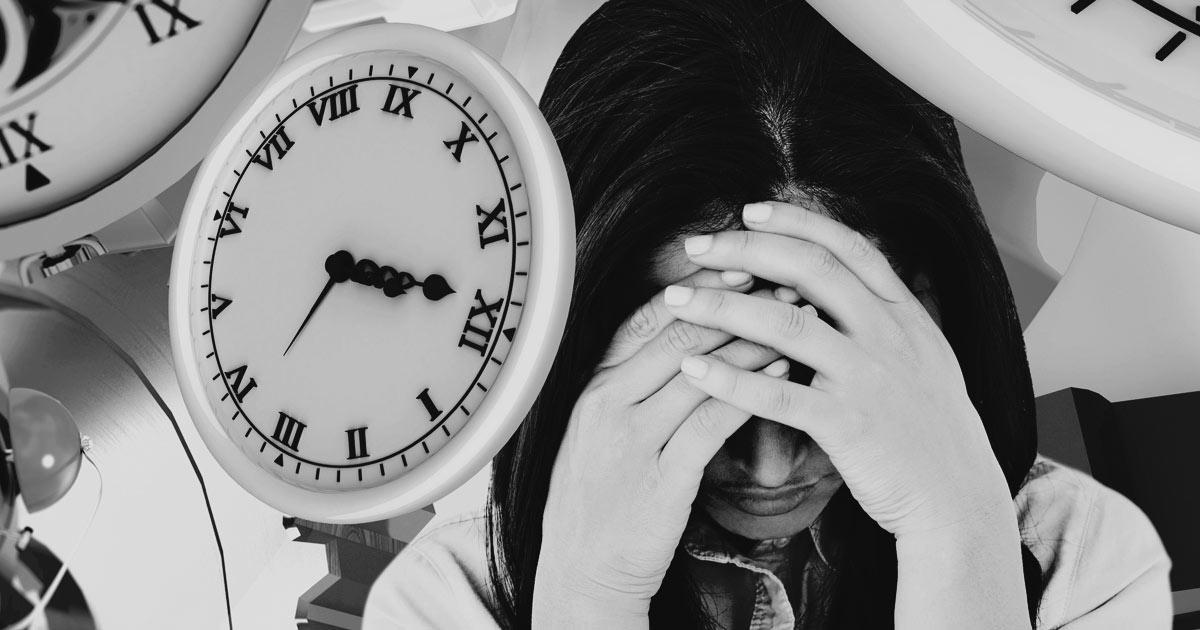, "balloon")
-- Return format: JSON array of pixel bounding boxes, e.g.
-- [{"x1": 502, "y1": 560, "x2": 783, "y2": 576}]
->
[{"x1": 7, "y1": 388, "x2": 81, "y2": 513}]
